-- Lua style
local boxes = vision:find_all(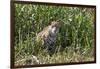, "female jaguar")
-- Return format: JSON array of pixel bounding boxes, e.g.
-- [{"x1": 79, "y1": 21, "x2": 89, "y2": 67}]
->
[{"x1": 36, "y1": 21, "x2": 61, "y2": 55}]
